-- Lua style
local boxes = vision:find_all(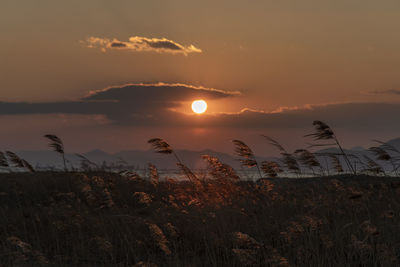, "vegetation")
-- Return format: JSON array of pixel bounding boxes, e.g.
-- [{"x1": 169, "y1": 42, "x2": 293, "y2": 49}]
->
[
  {"x1": 1, "y1": 172, "x2": 400, "y2": 266},
  {"x1": 1, "y1": 120, "x2": 400, "y2": 266}
]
